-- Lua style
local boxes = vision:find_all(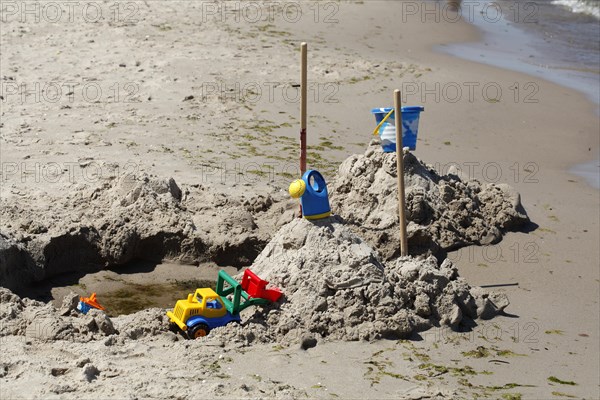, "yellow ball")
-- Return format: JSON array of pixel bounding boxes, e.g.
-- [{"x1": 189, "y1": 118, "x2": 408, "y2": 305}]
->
[{"x1": 288, "y1": 179, "x2": 306, "y2": 199}]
